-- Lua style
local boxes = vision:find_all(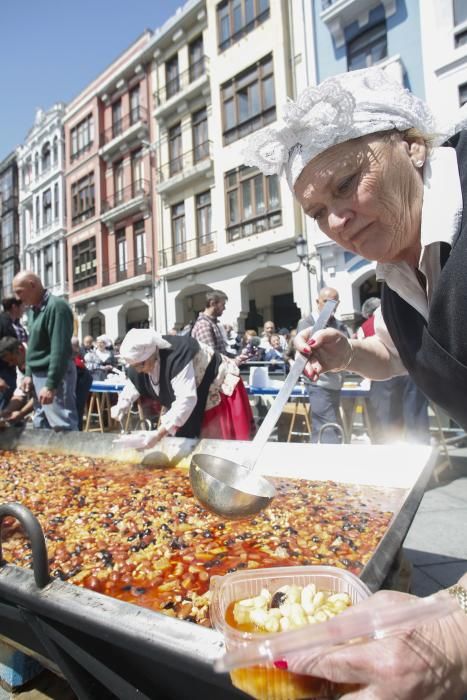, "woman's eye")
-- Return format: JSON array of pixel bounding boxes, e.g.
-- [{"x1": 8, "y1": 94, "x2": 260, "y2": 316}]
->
[
  {"x1": 310, "y1": 209, "x2": 325, "y2": 222},
  {"x1": 338, "y1": 174, "x2": 356, "y2": 194}
]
